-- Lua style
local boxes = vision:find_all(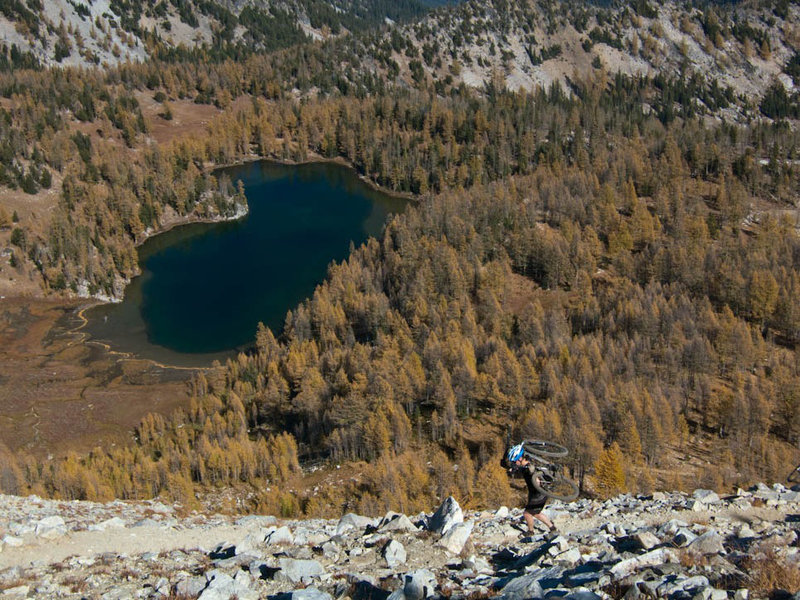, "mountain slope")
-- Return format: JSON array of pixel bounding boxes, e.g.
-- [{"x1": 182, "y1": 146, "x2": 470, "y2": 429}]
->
[{"x1": 0, "y1": 485, "x2": 798, "y2": 598}]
